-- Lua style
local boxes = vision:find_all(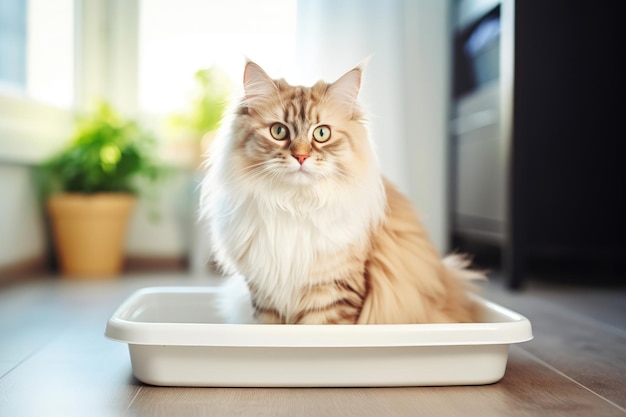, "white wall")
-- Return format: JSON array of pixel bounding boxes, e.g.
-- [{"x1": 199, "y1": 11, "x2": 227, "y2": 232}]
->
[
  {"x1": 125, "y1": 169, "x2": 195, "y2": 258},
  {"x1": 296, "y1": 0, "x2": 452, "y2": 253},
  {"x1": 296, "y1": 0, "x2": 408, "y2": 193},
  {"x1": 403, "y1": 0, "x2": 452, "y2": 254},
  {"x1": 0, "y1": 86, "x2": 72, "y2": 276},
  {"x1": 0, "y1": 164, "x2": 46, "y2": 271}
]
